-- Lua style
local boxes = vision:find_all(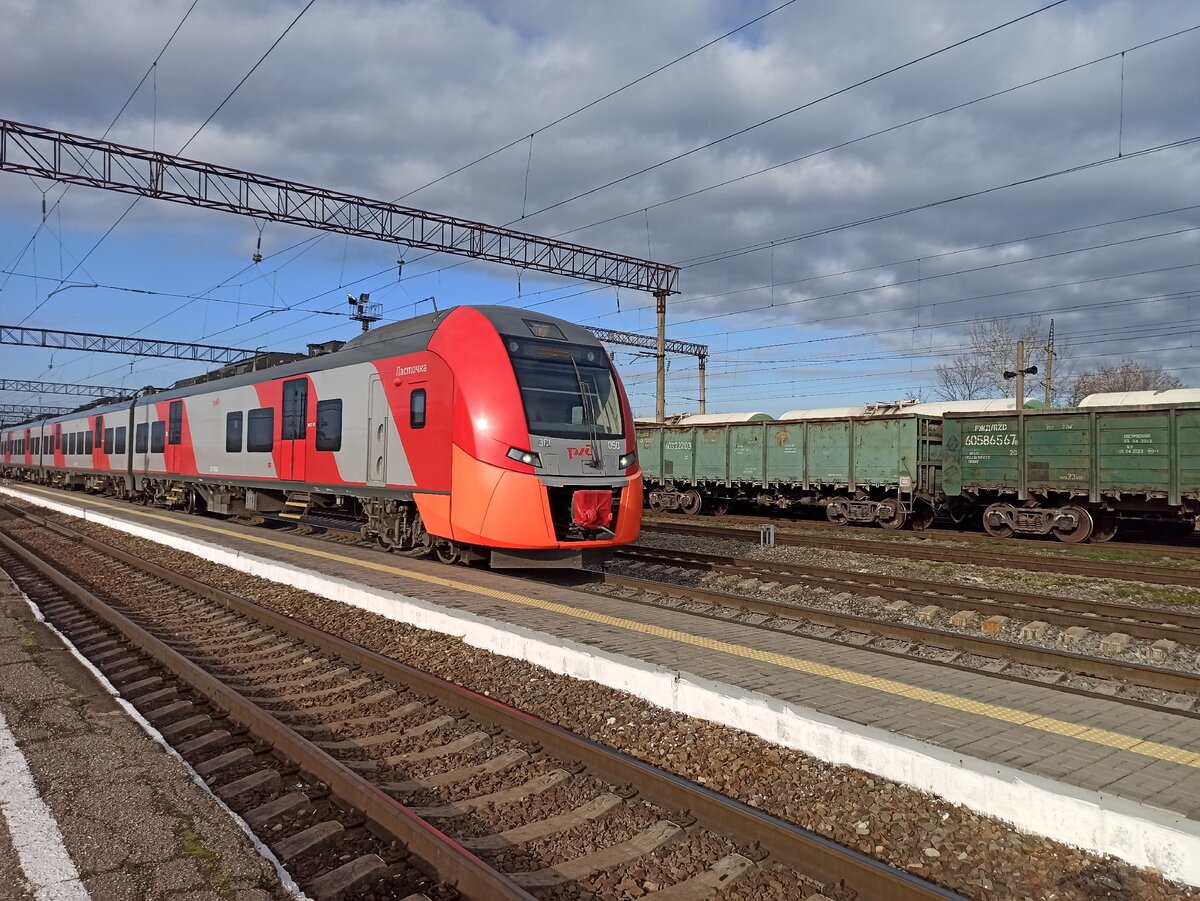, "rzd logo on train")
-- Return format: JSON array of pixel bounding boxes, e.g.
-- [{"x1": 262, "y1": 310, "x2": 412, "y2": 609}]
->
[{"x1": 567, "y1": 446, "x2": 594, "y2": 460}]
